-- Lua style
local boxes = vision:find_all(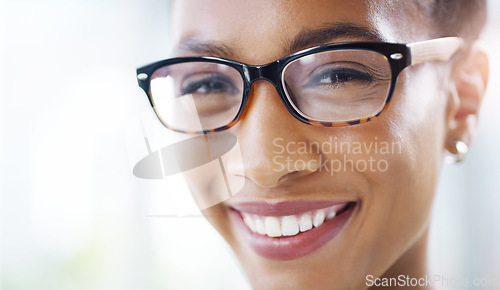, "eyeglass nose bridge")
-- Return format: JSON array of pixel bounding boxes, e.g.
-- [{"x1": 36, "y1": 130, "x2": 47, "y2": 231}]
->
[
  {"x1": 240, "y1": 61, "x2": 305, "y2": 126},
  {"x1": 244, "y1": 61, "x2": 280, "y2": 88}
]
